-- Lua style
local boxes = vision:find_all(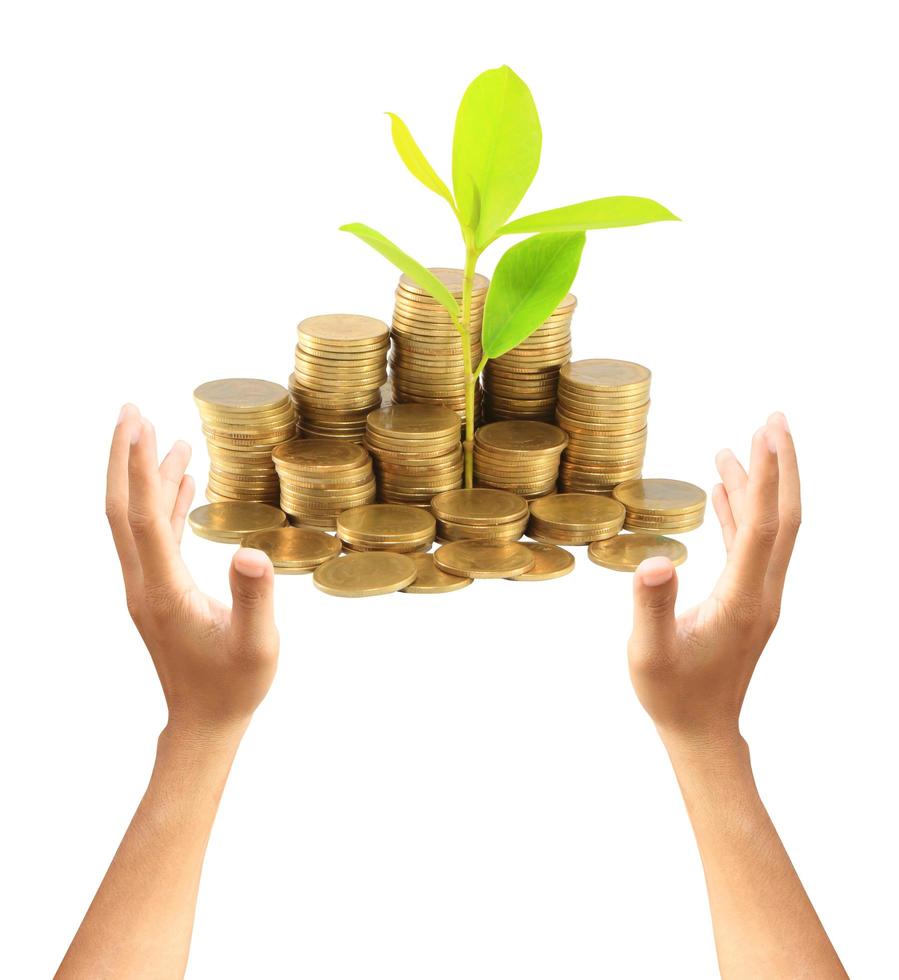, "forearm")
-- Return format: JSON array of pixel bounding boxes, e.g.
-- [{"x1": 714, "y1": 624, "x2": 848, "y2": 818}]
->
[
  {"x1": 664, "y1": 735, "x2": 846, "y2": 979},
  {"x1": 57, "y1": 724, "x2": 245, "y2": 980}
]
